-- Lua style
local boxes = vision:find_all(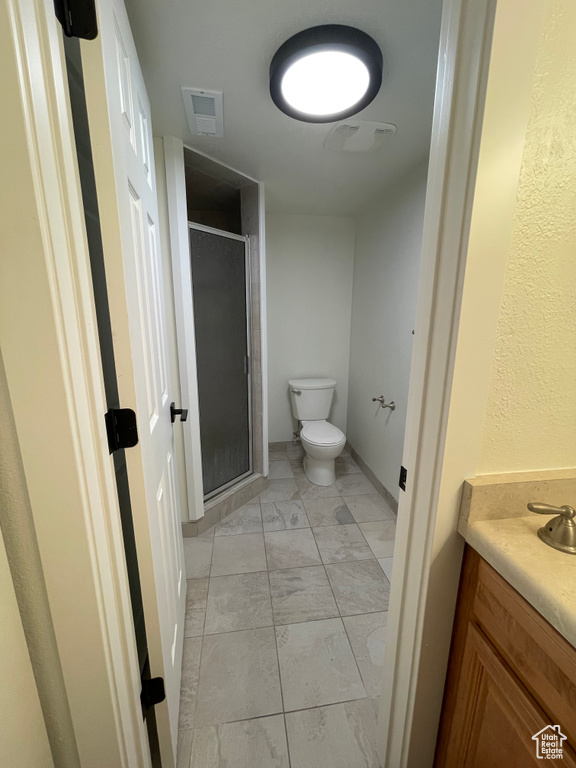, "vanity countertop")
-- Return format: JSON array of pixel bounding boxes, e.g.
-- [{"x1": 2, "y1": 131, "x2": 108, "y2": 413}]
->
[{"x1": 459, "y1": 514, "x2": 576, "y2": 648}]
